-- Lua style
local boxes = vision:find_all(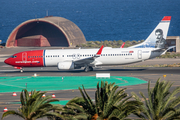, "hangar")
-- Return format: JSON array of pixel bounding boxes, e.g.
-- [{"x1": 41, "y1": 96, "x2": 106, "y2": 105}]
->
[{"x1": 6, "y1": 16, "x2": 86, "y2": 47}]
